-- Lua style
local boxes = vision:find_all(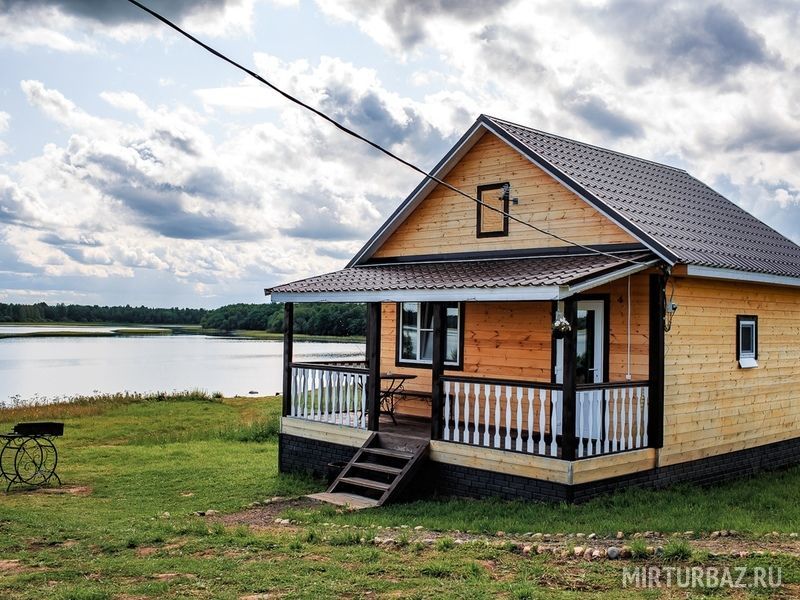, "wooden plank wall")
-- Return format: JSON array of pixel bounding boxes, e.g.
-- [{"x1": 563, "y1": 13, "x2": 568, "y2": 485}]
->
[
  {"x1": 380, "y1": 272, "x2": 651, "y2": 418},
  {"x1": 660, "y1": 277, "x2": 800, "y2": 466},
  {"x1": 373, "y1": 132, "x2": 636, "y2": 258}
]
